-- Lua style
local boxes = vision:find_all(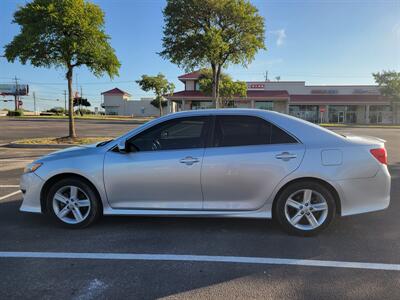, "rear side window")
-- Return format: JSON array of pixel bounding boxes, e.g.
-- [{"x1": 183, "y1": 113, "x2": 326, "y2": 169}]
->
[
  {"x1": 271, "y1": 124, "x2": 297, "y2": 144},
  {"x1": 213, "y1": 115, "x2": 297, "y2": 147}
]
